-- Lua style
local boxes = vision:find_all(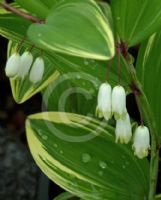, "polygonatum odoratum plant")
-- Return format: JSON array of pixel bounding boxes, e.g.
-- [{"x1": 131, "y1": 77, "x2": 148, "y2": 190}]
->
[{"x1": 1, "y1": 0, "x2": 161, "y2": 200}]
